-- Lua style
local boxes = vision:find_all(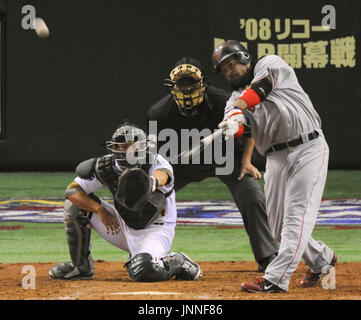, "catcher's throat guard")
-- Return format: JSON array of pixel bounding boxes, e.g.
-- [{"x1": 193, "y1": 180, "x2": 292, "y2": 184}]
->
[{"x1": 115, "y1": 168, "x2": 166, "y2": 230}]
